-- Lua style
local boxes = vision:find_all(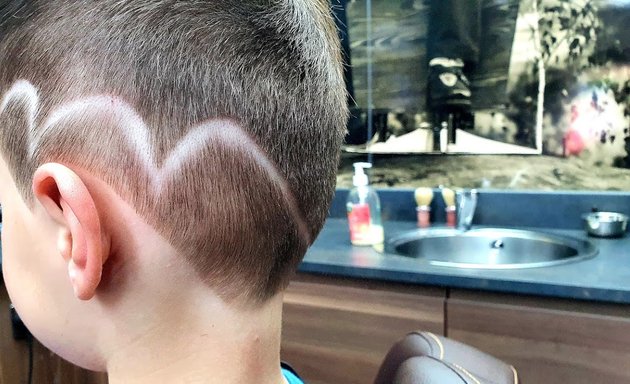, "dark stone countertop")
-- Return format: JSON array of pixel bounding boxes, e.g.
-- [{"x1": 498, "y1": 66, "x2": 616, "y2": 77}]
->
[{"x1": 301, "y1": 218, "x2": 630, "y2": 305}]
